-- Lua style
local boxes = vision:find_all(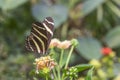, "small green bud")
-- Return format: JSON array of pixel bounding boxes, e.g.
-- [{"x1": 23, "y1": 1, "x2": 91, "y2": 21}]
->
[
  {"x1": 71, "y1": 39, "x2": 79, "y2": 46},
  {"x1": 97, "y1": 69, "x2": 107, "y2": 78}
]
